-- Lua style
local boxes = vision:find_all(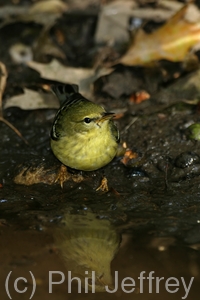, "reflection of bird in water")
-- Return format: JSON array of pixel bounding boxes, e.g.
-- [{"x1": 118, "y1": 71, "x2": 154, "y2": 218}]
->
[{"x1": 54, "y1": 212, "x2": 120, "y2": 292}]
